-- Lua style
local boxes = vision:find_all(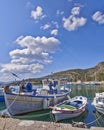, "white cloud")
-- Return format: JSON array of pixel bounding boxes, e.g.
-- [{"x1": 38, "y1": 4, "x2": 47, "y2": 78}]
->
[
  {"x1": 63, "y1": 6, "x2": 87, "y2": 31},
  {"x1": 92, "y1": 11, "x2": 104, "y2": 24},
  {"x1": 31, "y1": 6, "x2": 46, "y2": 20},
  {"x1": 63, "y1": 16, "x2": 87, "y2": 31},
  {"x1": 51, "y1": 29, "x2": 58, "y2": 36},
  {"x1": 0, "y1": 63, "x2": 43, "y2": 74},
  {"x1": 71, "y1": 7, "x2": 80, "y2": 15},
  {"x1": 40, "y1": 24, "x2": 51, "y2": 30},
  {"x1": 10, "y1": 36, "x2": 60, "y2": 64},
  {"x1": 0, "y1": 36, "x2": 60, "y2": 80},
  {"x1": 15, "y1": 36, "x2": 60, "y2": 53},
  {"x1": 52, "y1": 21, "x2": 59, "y2": 28},
  {"x1": 56, "y1": 10, "x2": 64, "y2": 15}
]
